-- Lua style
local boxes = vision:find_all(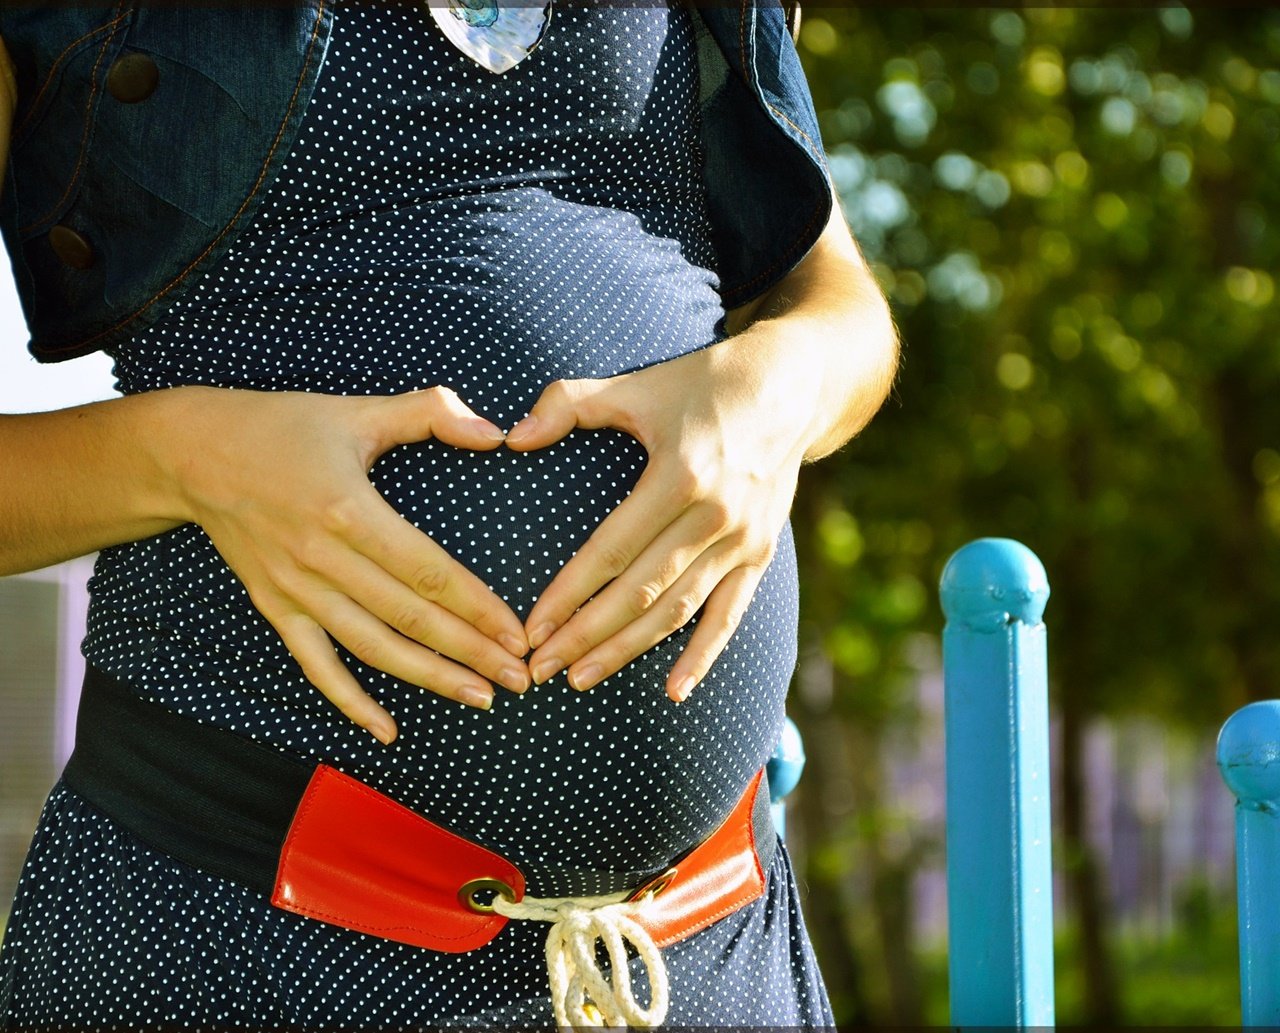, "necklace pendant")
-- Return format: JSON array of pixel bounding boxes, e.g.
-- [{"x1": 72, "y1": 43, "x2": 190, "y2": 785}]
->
[{"x1": 425, "y1": 0, "x2": 554, "y2": 75}]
